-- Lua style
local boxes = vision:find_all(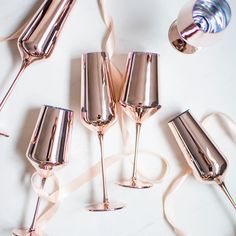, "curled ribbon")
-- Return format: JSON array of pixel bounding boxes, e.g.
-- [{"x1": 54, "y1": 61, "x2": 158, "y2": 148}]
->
[
  {"x1": 98, "y1": 0, "x2": 115, "y2": 58},
  {"x1": 29, "y1": 172, "x2": 60, "y2": 232},
  {"x1": 164, "y1": 112, "x2": 236, "y2": 236},
  {"x1": 163, "y1": 171, "x2": 192, "y2": 236},
  {"x1": 35, "y1": 150, "x2": 169, "y2": 231},
  {"x1": 97, "y1": 0, "x2": 132, "y2": 150},
  {"x1": 201, "y1": 112, "x2": 236, "y2": 143},
  {"x1": 31, "y1": 172, "x2": 61, "y2": 203}
]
